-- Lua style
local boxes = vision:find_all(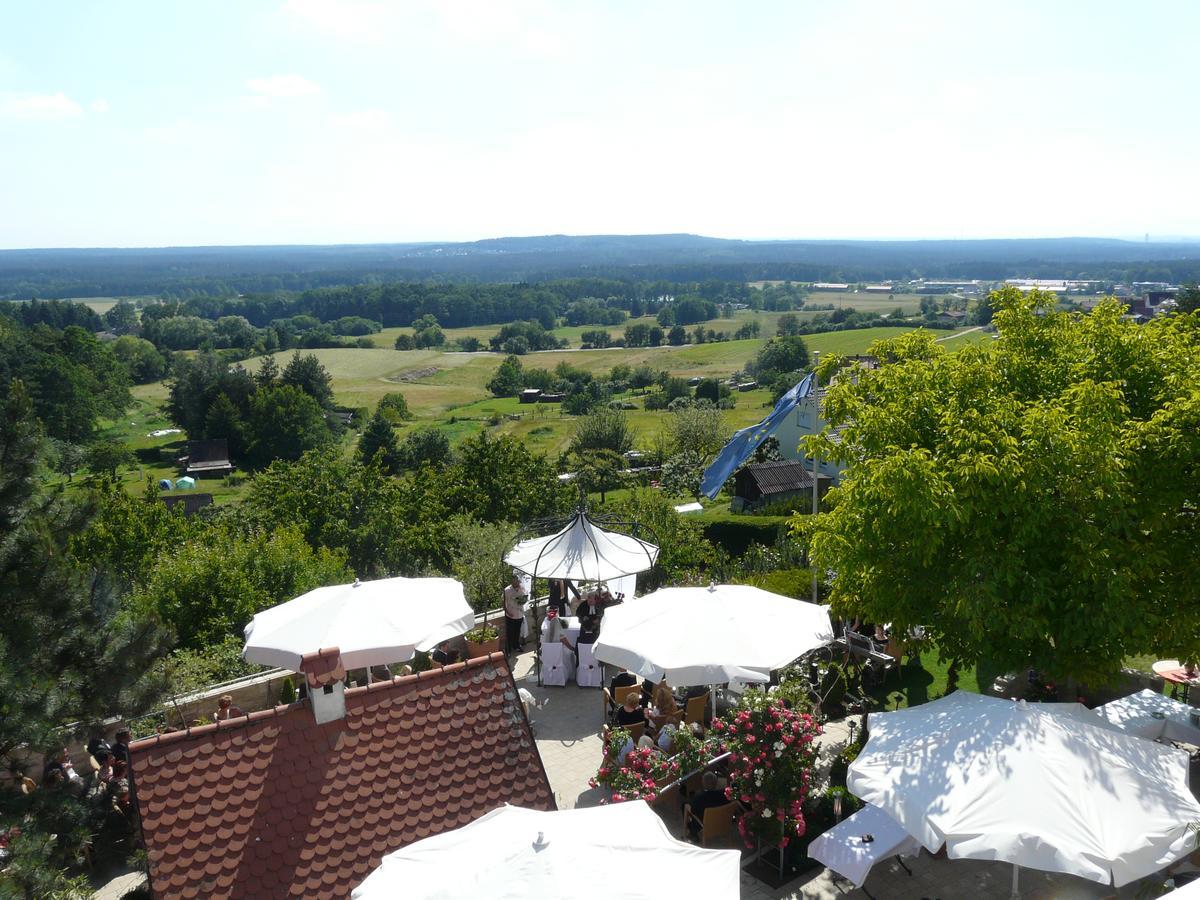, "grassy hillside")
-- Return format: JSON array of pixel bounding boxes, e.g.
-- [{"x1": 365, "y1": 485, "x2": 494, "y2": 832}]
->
[{"x1": 103, "y1": 323, "x2": 979, "y2": 499}]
